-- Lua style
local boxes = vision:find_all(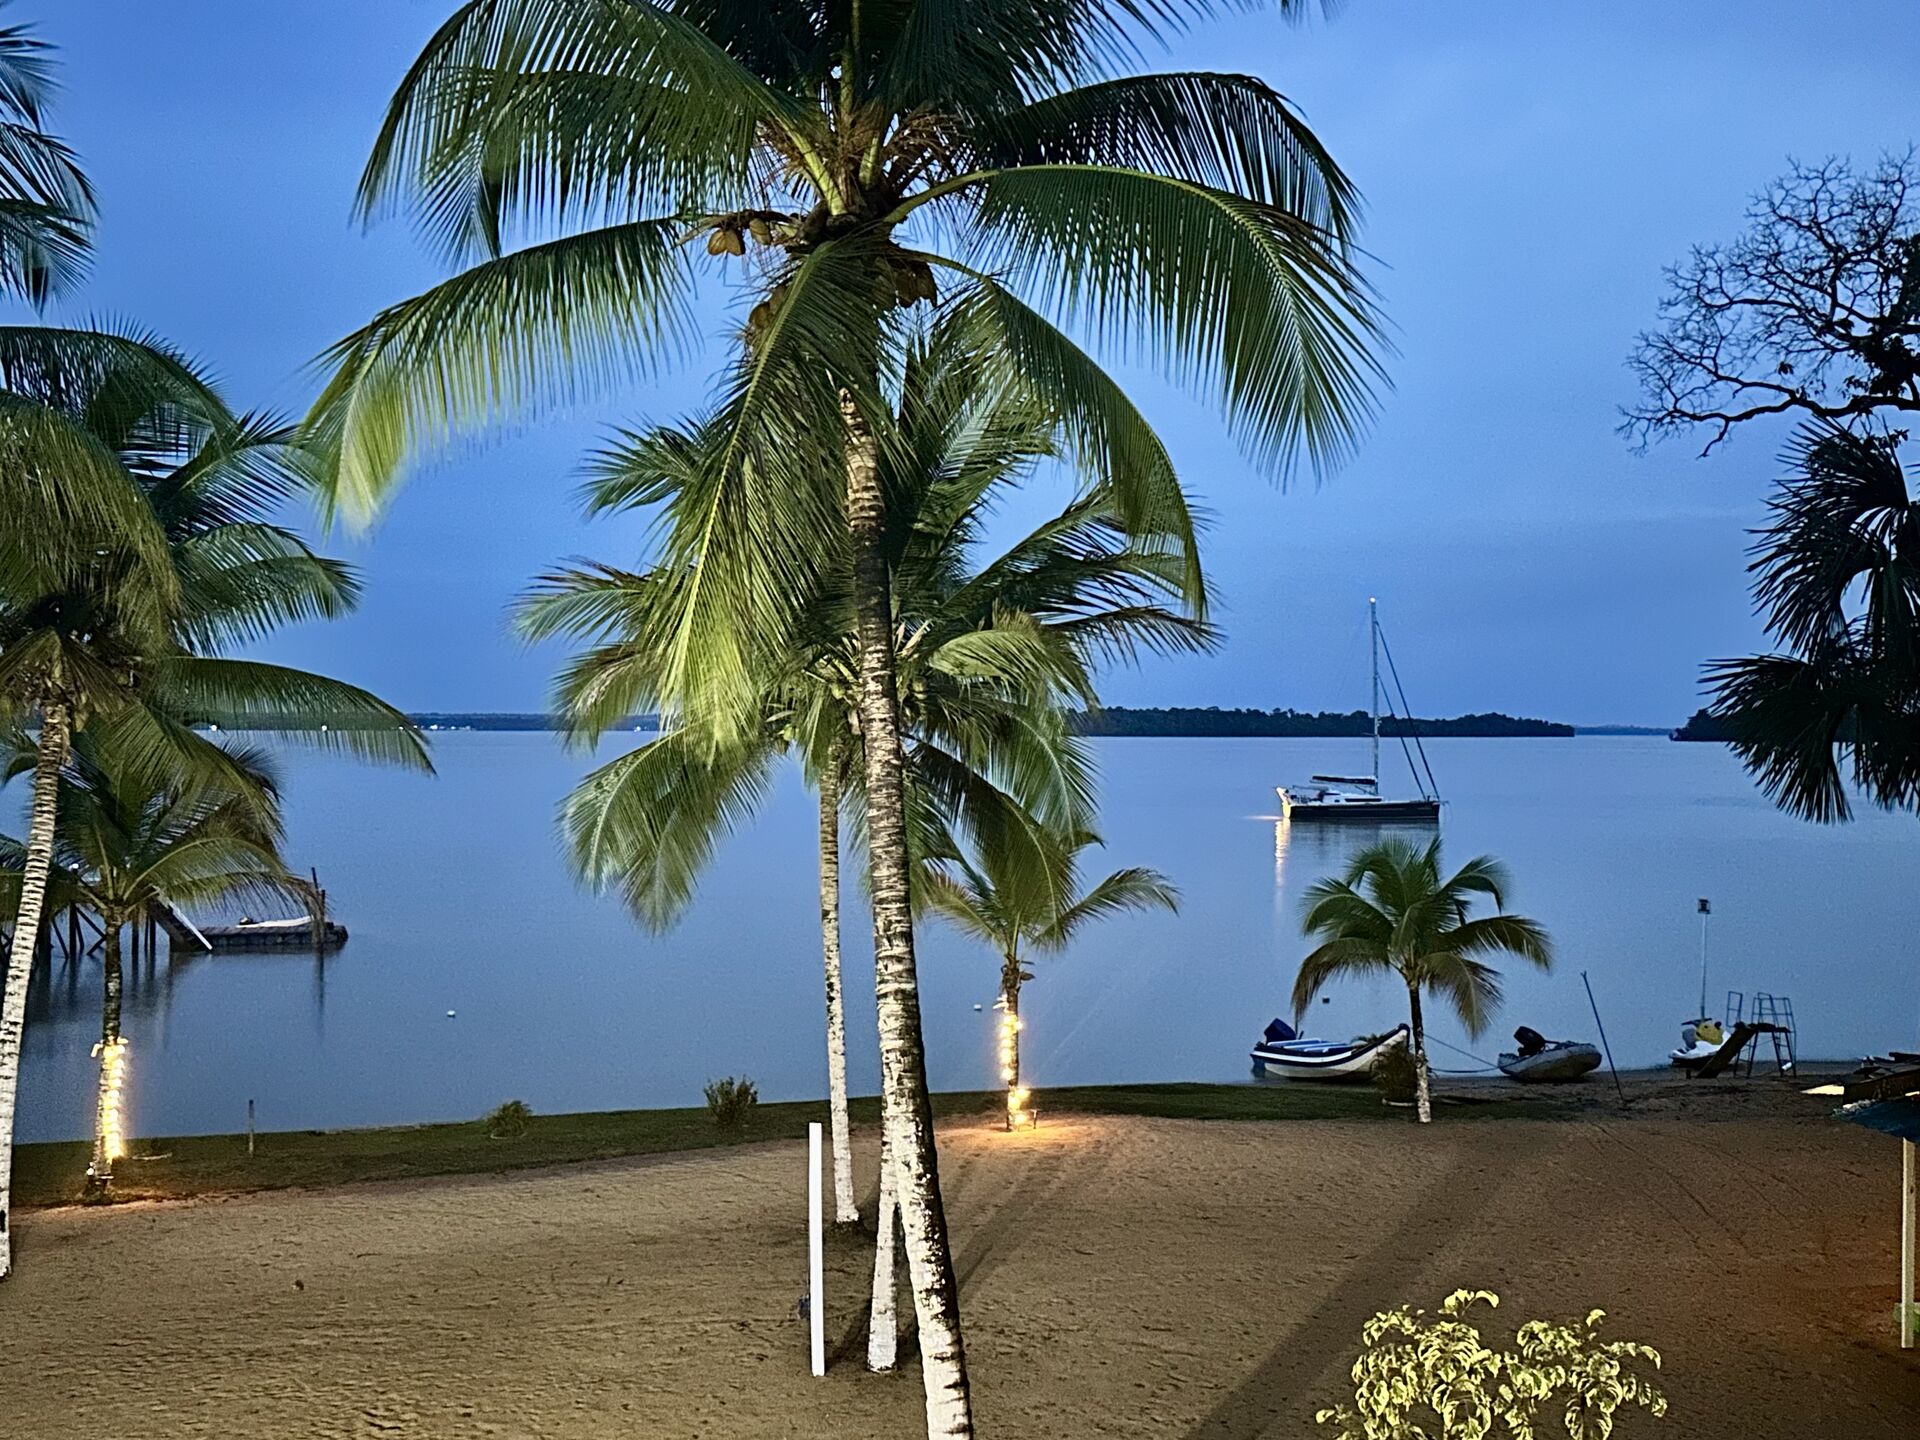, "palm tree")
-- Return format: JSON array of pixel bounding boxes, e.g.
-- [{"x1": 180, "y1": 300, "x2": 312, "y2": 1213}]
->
[
  {"x1": 0, "y1": 733, "x2": 303, "y2": 1197},
  {"x1": 308, "y1": 6, "x2": 1381, "y2": 1426},
  {"x1": 520, "y1": 323, "x2": 1211, "y2": 1237},
  {"x1": 920, "y1": 826, "x2": 1176, "y2": 1126},
  {"x1": 1706, "y1": 421, "x2": 1920, "y2": 821},
  {"x1": 0, "y1": 329, "x2": 430, "y2": 1278},
  {"x1": 1293, "y1": 839, "x2": 1552, "y2": 1124}
]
